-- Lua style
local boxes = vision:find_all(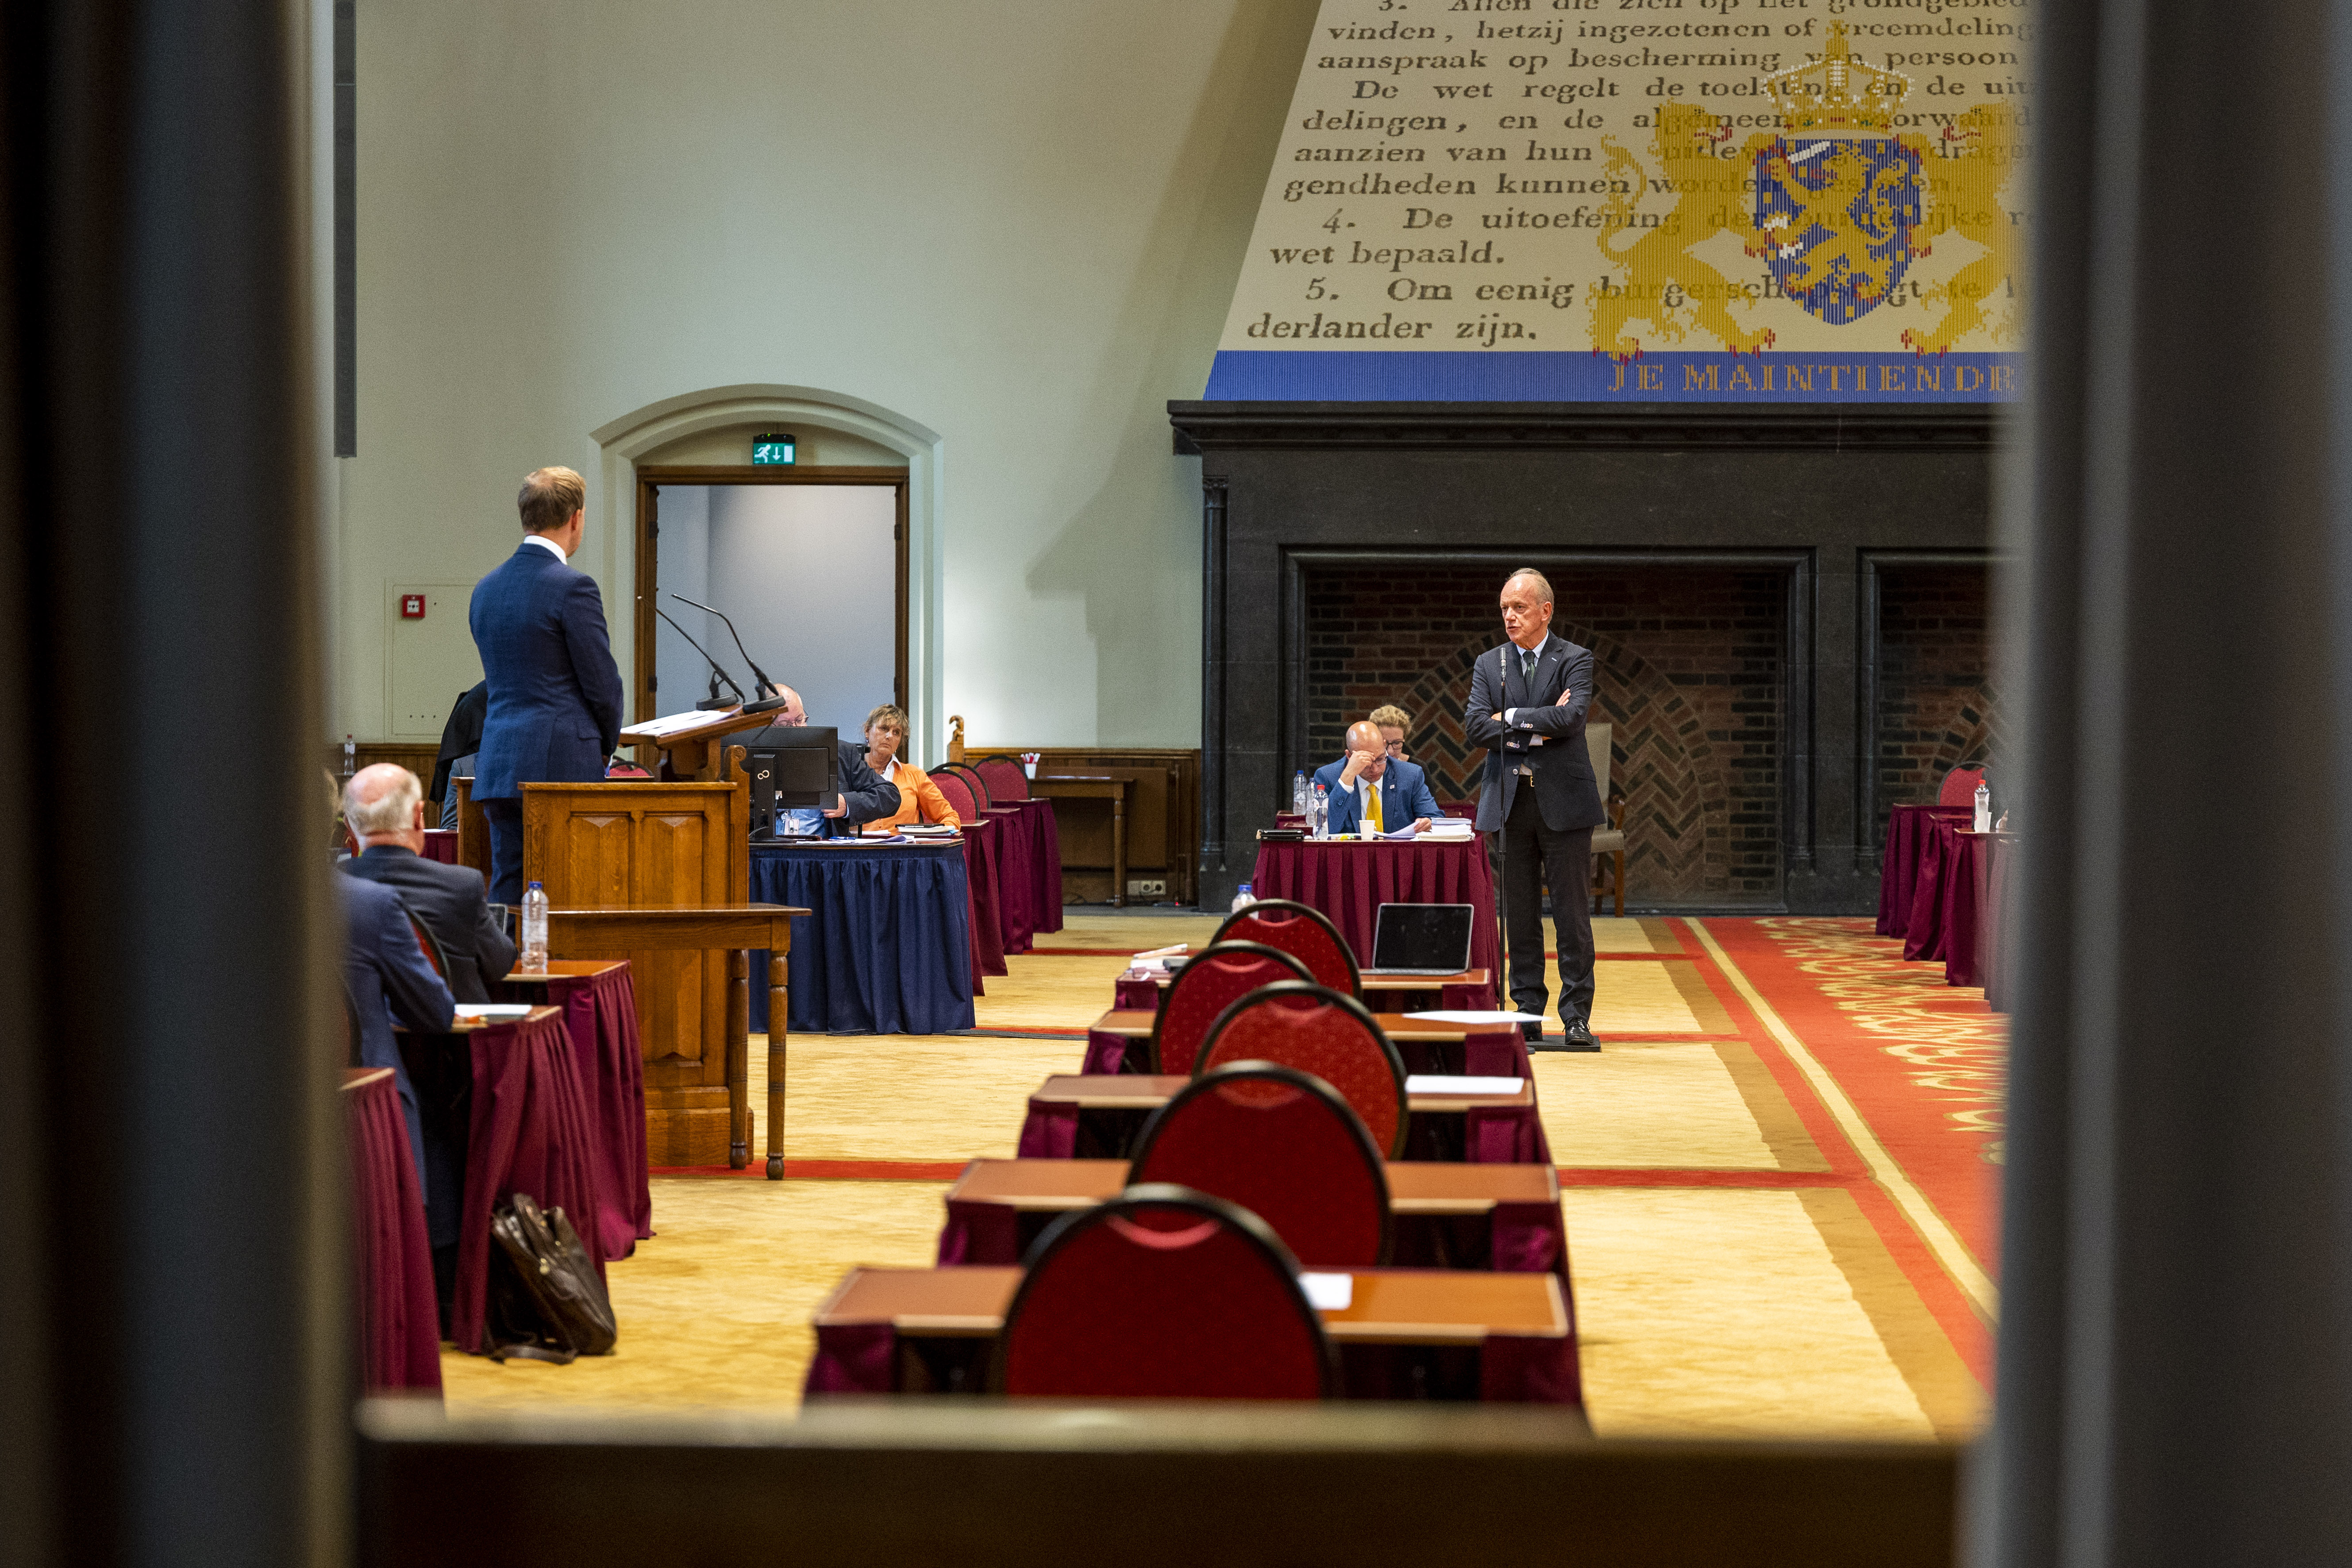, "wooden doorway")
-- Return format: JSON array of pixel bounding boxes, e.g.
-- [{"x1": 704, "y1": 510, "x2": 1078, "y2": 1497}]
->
[{"x1": 633, "y1": 465, "x2": 910, "y2": 726}]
